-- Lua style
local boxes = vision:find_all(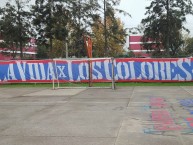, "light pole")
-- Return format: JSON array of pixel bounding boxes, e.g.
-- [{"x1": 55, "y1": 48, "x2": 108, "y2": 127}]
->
[
  {"x1": 49, "y1": 0, "x2": 53, "y2": 58},
  {"x1": 166, "y1": 0, "x2": 170, "y2": 57},
  {"x1": 104, "y1": 0, "x2": 108, "y2": 56},
  {"x1": 65, "y1": 38, "x2": 68, "y2": 58}
]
